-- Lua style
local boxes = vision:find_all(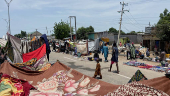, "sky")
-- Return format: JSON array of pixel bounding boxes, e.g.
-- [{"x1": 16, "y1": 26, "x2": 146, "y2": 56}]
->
[{"x1": 0, "y1": 0, "x2": 170, "y2": 38}]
